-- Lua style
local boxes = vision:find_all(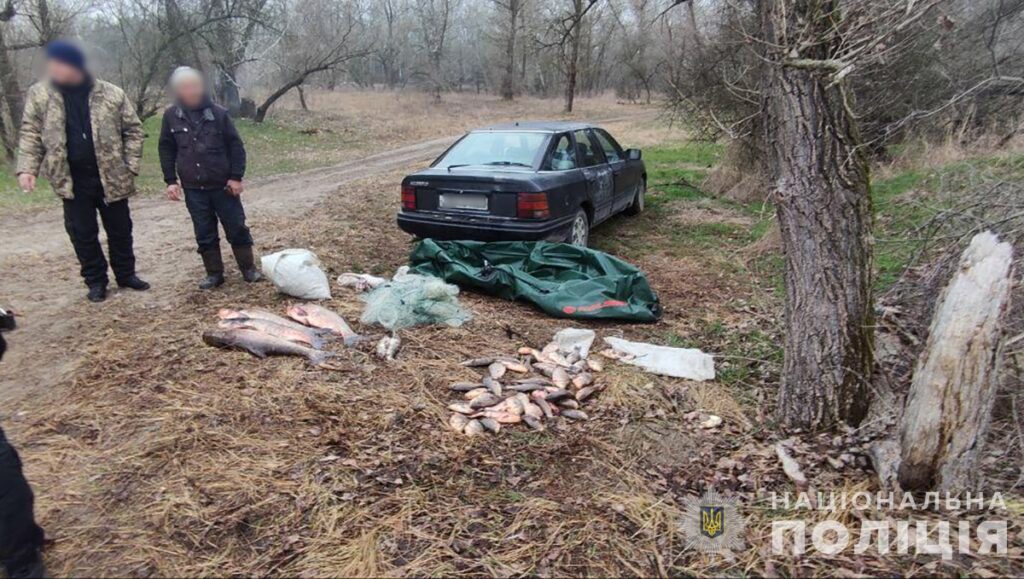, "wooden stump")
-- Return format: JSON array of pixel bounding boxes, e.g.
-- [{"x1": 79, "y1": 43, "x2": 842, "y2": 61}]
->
[{"x1": 898, "y1": 232, "x2": 1015, "y2": 492}]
